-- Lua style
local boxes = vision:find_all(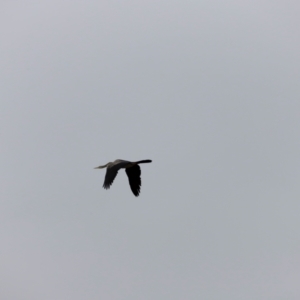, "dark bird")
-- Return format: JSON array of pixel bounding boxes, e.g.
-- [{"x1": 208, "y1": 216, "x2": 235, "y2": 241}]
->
[{"x1": 94, "y1": 159, "x2": 152, "y2": 196}]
